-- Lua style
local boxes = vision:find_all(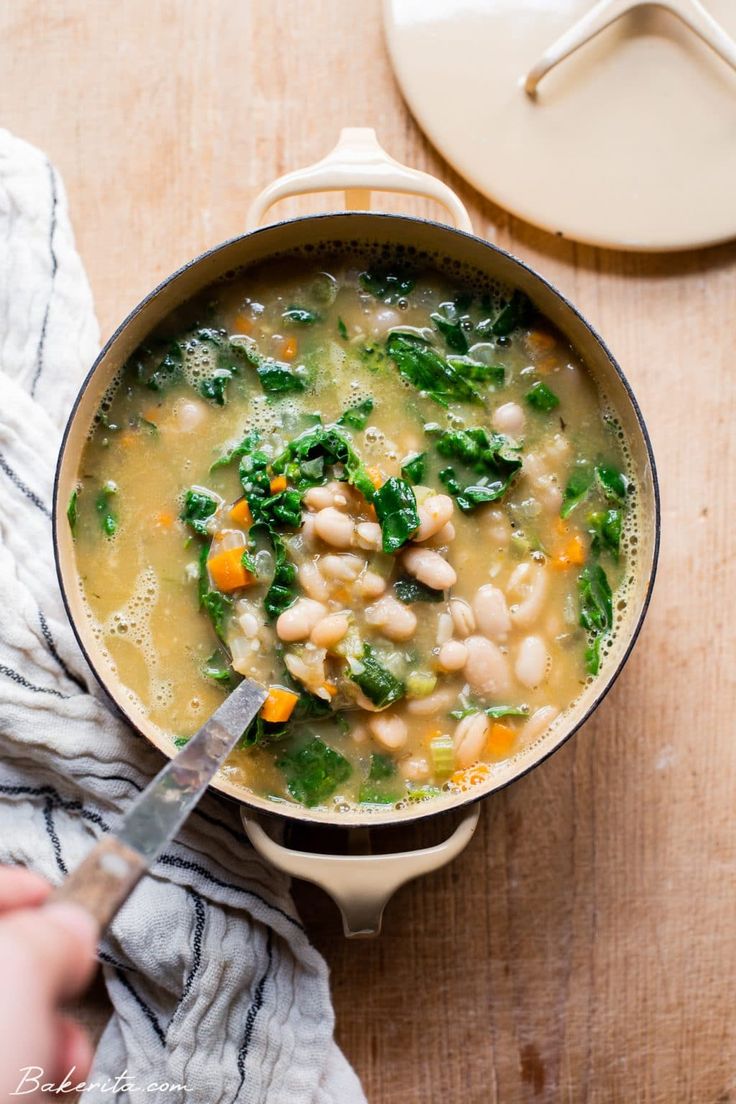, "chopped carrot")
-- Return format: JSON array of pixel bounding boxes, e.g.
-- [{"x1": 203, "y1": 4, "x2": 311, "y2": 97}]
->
[
  {"x1": 550, "y1": 533, "x2": 586, "y2": 570},
  {"x1": 156, "y1": 511, "x2": 174, "y2": 528},
  {"x1": 526, "y1": 329, "x2": 556, "y2": 354},
  {"x1": 119, "y1": 431, "x2": 135, "y2": 449},
  {"x1": 207, "y1": 547, "x2": 255, "y2": 593},
  {"x1": 554, "y1": 517, "x2": 568, "y2": 537},
  {"x1": 367, "y1": 466, "x2": 384, "y2": 489},
  {"x1": 424, "y1": 727, "x2": 442, "y2": 747},
  {"x1": 321, "y1": 681, "x2": 338, "y2": 698},
  {"x1": 143, "y1": 407, "x2": 159, "y2": 423},
  {"x1": 232, "y1": 312, "x2": 253, "y2": 335},
  {"x1": 280, "y1": 336, "x2": 298, "y2": 361},
  {"x1": 269, "y1": 474, "x2": 287, "y2": 494},
  {"x1": 261, "y1": 686, "x2": 299, "y2": 724},
  {"x1": 486, "y1": 722, "x2": 516, "y2": 760},
  {"x1": 229, "y1": 498, "x2": 253, "y2": 529}
]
